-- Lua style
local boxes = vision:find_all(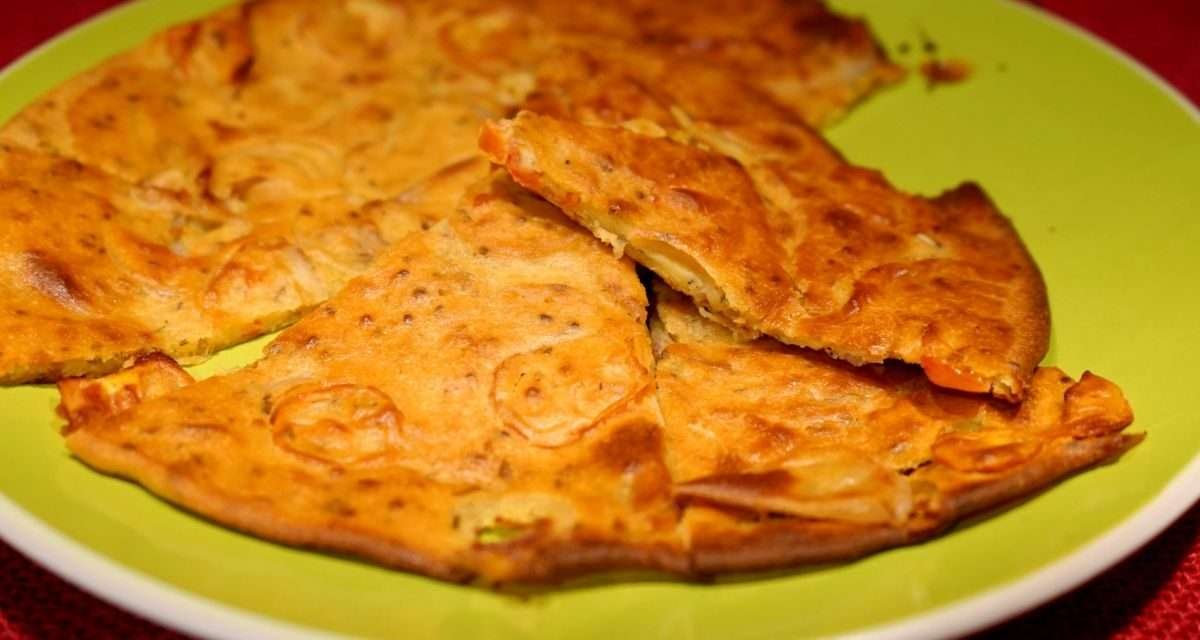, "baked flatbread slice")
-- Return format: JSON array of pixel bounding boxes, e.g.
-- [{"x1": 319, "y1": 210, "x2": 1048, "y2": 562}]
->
[
  {"x1": 58, "y1": 268, "x2": 1138, "y2": 583},
  {"x1": 60, "y1": 174, "x2": 684, "y2": 584},
  {"x1": 482, "y1": 108, "x2": 1050, "y2": 399},
  {"x1": 433, "y1": 0, "x2": 902, "y2": 127},
  {"x1": 0, "y1": 0, "x2": 898, "y2": 383},
  {"x1": 651, "y1": 283, "x2": 1139, "y2": 573},
  {"x1": 4, "y1": 0, "x2": 897, "y2": 197},
  {"x1": 0, "y1": 0, "x2": 503, "y2": 383},
  {"x1": 0, "y1": 0, "x2": 496, "y2": 203},
  {"x1": 0, "y1": 143, "x2": 487, "y2": 383}
]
